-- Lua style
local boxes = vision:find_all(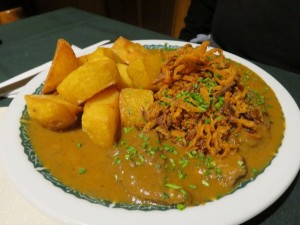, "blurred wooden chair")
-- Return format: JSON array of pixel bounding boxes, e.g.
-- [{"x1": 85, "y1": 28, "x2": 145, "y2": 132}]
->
[{"x1": 0, "y1": 6, "x2": 24, "y2": 24}]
